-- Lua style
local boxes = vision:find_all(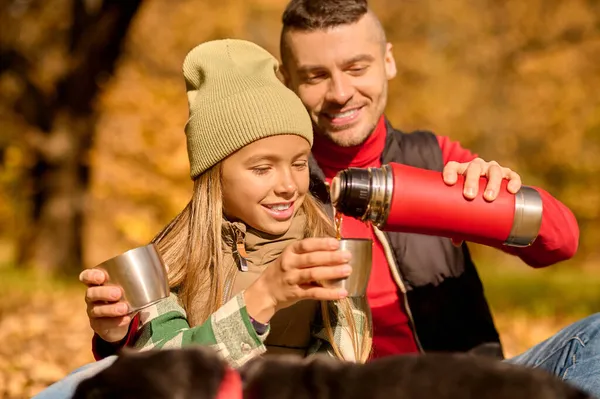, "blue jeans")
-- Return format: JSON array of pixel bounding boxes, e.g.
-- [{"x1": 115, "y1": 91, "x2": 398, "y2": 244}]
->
[
  {"x1": 32, "y1": 355, "x2": 117, "y2": 399},
  {"x1": 34, "y1": 313, "x2": 600, "y2": 399},
  {"x1": 506, "y1": 312, "x2": 600, "y2": 397}
]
